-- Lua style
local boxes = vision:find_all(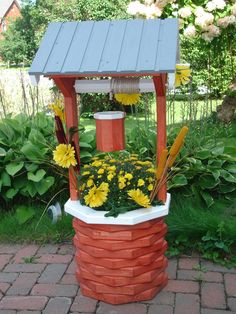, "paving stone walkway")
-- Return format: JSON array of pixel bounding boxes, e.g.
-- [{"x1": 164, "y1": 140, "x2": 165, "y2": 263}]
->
[{"x1": 0, "y1": 243, "x2": 235, "y2": 314}]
